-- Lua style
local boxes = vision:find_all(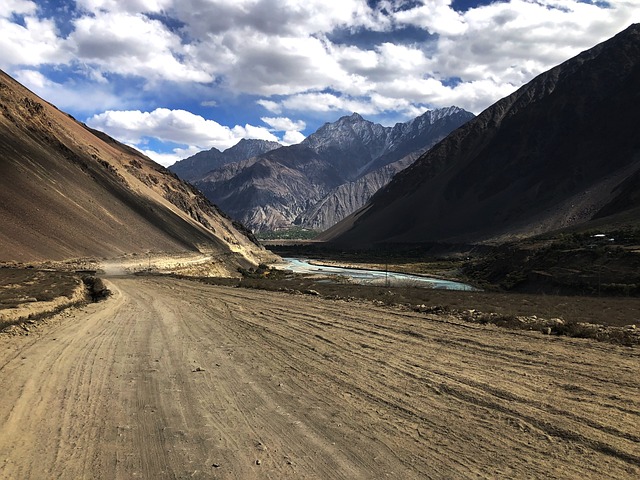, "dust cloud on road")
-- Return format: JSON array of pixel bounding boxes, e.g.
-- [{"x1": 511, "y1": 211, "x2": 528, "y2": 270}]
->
[{"x1": 0, "y1": 276, "x2": 638, "y2": 479}]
